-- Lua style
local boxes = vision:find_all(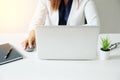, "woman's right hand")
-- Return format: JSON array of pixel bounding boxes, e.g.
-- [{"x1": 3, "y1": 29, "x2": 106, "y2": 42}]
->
[{"x1": 22, "y1": 30, "x2": 36, "y2": 49}]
